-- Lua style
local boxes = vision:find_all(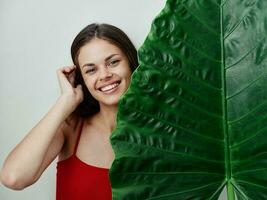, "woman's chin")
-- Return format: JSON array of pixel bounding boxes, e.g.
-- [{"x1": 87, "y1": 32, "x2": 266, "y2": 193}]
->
[
  {"x1": 99, "y1": 99, "x2": 119, "y2": 107},
  {"x1": 95, "y1": 94, "x2": 120, "y2": 106}
]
